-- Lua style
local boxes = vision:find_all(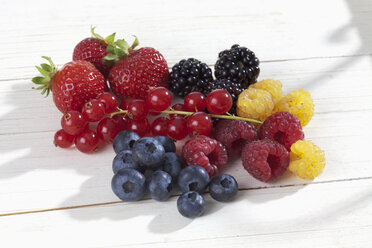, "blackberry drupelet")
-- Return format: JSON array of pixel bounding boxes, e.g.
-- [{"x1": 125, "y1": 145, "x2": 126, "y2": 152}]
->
[
  {"x1": 215, "y1": 44, "x2": 260, "y2": 88},
  {"x1": 202, "y1": 79, "x2": 243, "y2": 114},
  {"x1": 169, "y1": 58, "x2": 213, "y2": 97}
]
